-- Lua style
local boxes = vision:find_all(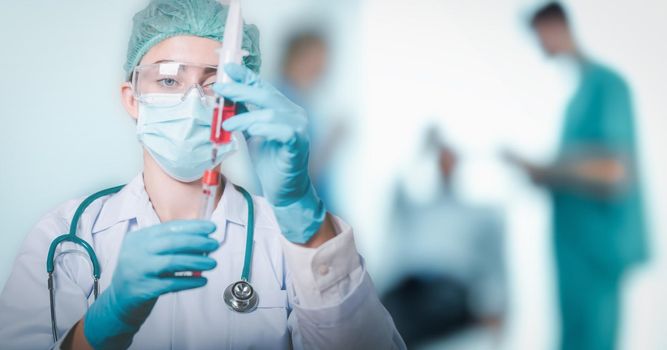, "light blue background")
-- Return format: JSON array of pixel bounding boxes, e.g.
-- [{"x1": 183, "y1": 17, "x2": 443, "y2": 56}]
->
[{"x1": 0, "y1": 1, "x2": 143, "y2": 287}]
